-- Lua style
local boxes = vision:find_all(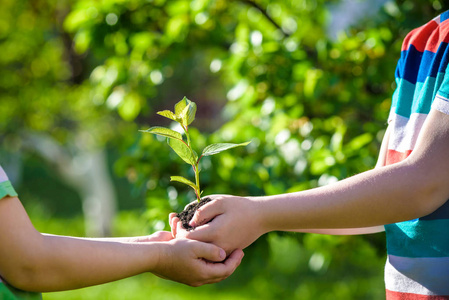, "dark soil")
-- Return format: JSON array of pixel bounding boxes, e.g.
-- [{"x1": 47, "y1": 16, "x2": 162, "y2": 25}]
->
[{"x1": 176, "y1": 197, "x2": 212, "y2": 230}]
